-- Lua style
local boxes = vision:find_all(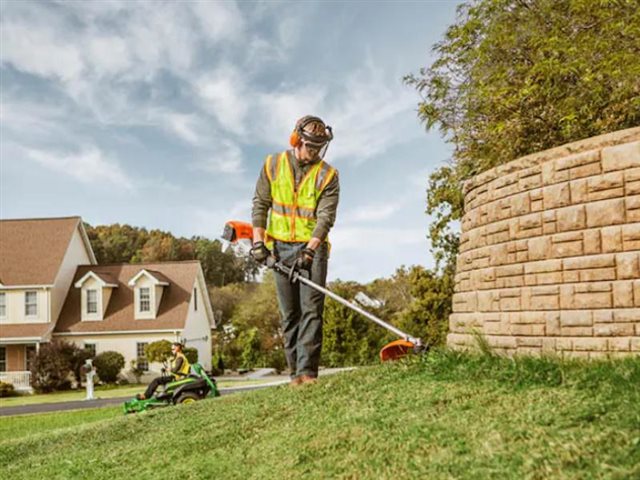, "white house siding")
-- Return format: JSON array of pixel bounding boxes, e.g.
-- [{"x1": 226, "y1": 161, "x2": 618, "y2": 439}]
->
[
  {"x1": 51, "y1": 225, "x2": 93, "y2": 326},
  {"x1": 182, "y1": 273, "x2": 212, "y2": 370},
  {"x1": 0, "y1": 288, "x2": 50, "y2": 324},
  {"x1": 56, "y1": 332, "x2": 182, "y2": 381}
]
